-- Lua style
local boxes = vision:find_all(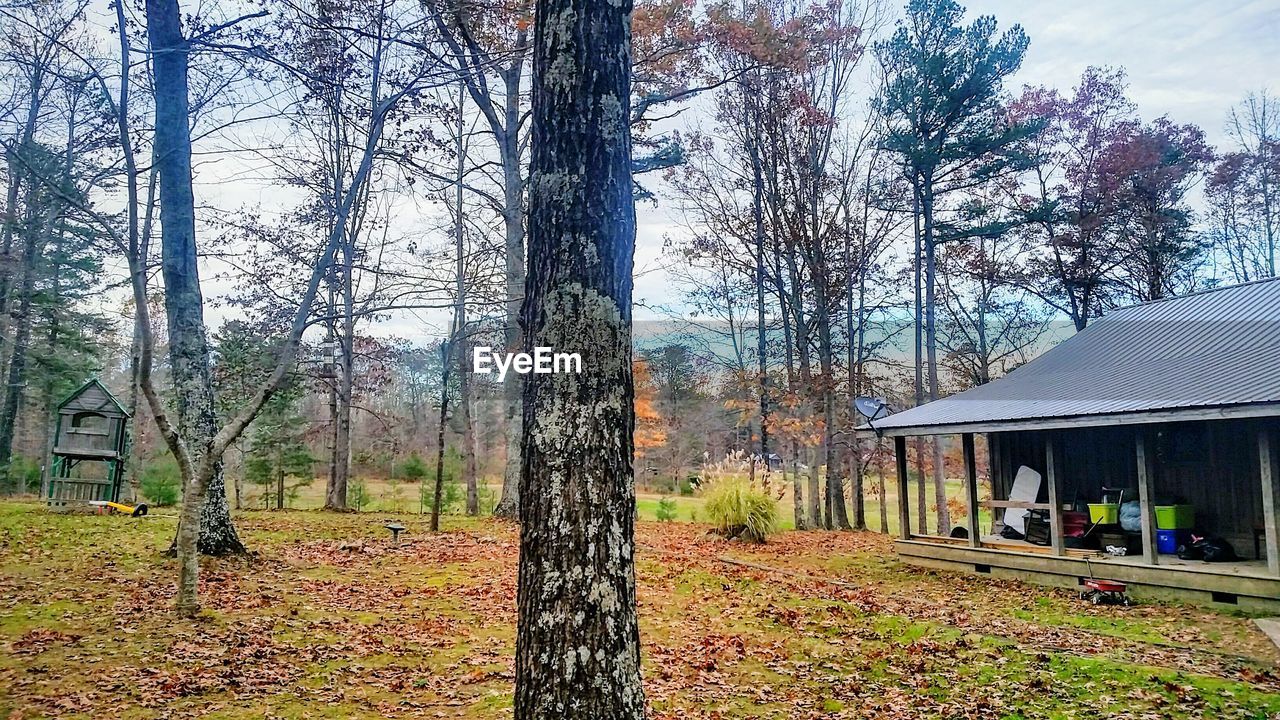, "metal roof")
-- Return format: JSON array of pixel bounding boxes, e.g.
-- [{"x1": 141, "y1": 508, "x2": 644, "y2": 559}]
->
[{"x1": 872, "y1": 277, "x2": 1280, "y2": 436}]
